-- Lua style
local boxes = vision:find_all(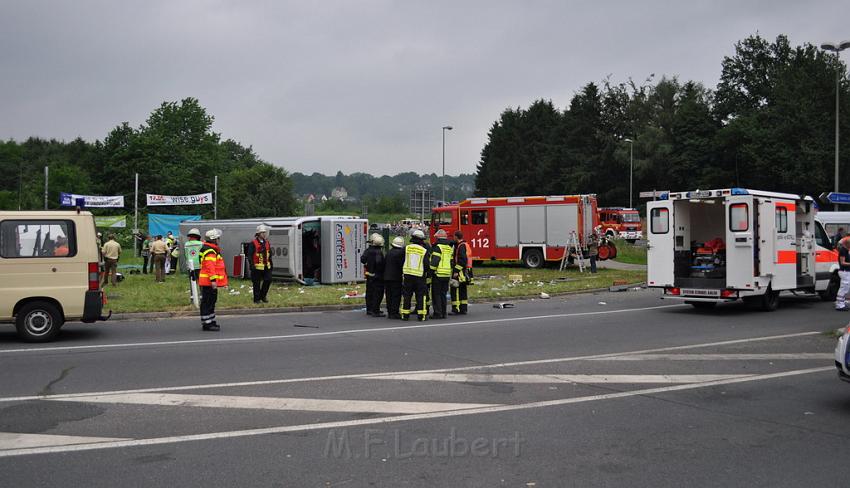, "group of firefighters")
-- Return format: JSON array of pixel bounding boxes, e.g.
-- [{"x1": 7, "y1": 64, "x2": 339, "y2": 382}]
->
[
  {"x1": 361, "y1": 228, "x2": 473, "y2": 321},
  {"x1": 183, "y1": 224, "x2": 473, "y2": 331}
]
